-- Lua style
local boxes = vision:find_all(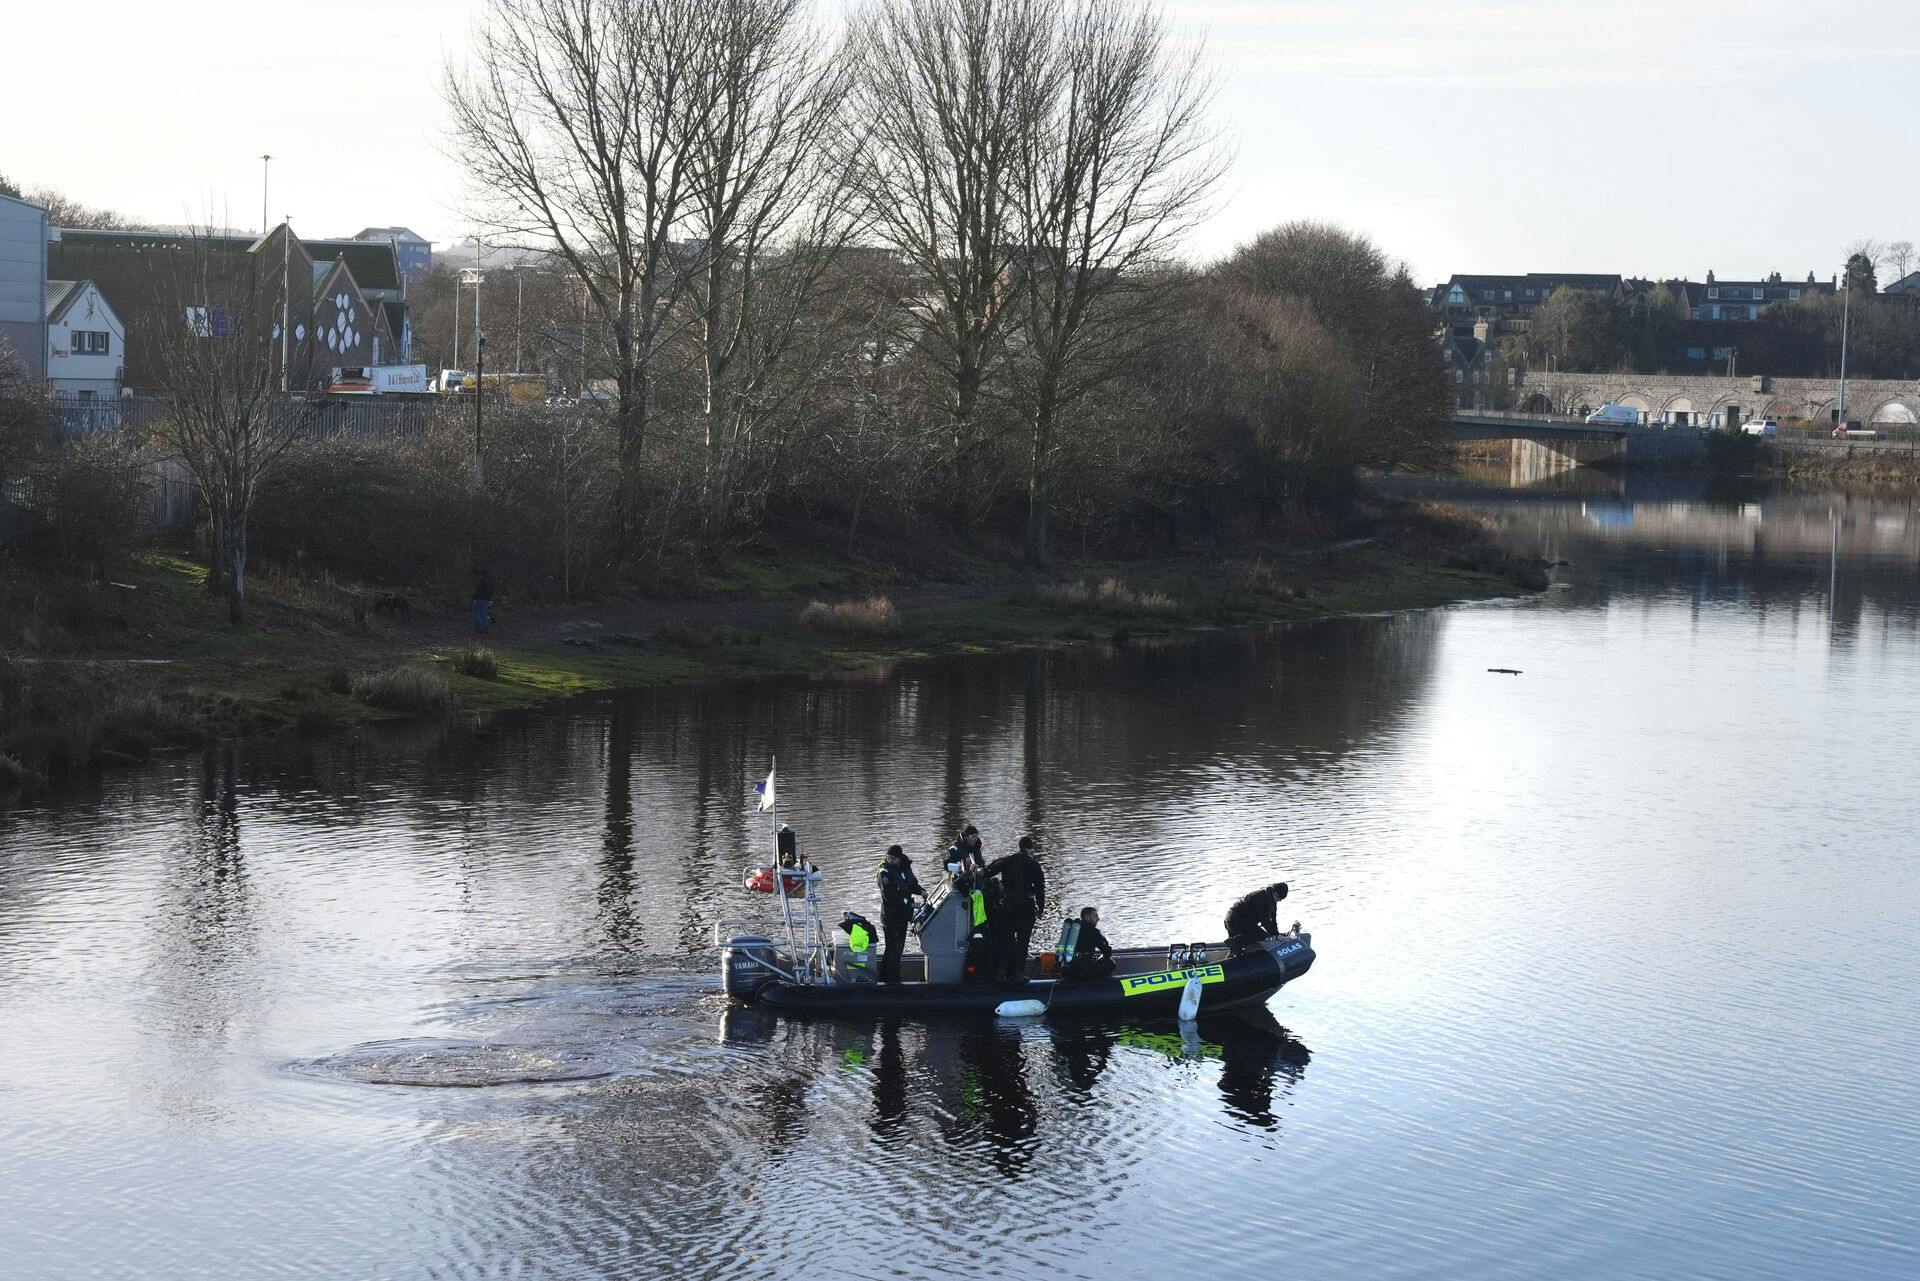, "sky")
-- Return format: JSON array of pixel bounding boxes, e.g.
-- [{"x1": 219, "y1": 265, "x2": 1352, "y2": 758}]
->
[{"x1": 5, "y1": 0, "x2": 1917, "y2": 284}]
